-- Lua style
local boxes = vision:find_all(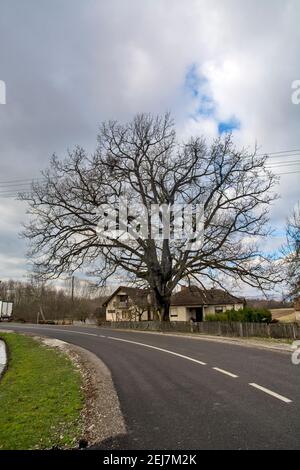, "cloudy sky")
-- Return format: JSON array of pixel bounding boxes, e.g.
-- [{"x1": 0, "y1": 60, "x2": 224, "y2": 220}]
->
[{"x1": 0, "y1": 0, "x2": 299, "y2": 295}]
